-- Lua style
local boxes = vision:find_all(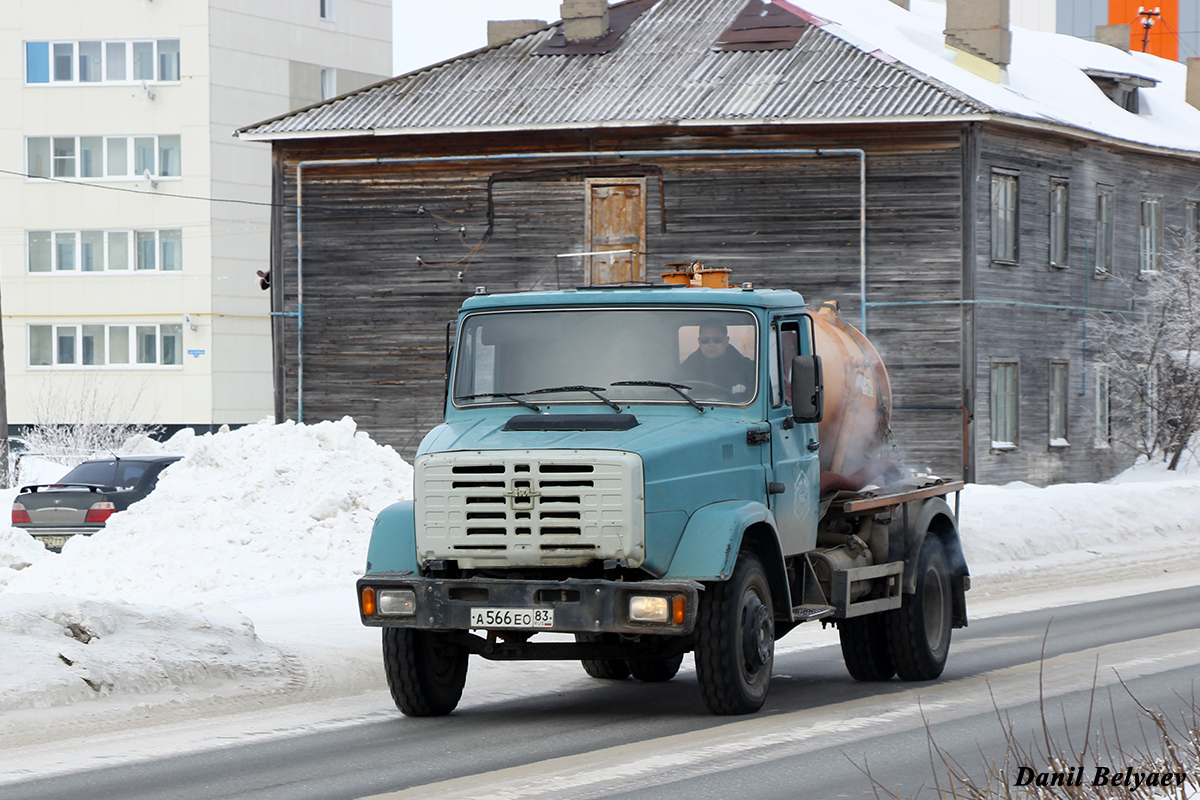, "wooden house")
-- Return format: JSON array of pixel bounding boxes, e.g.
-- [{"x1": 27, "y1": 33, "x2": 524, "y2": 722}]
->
[{"x1": 238, "y1": 0, "x2": 1200, "y2": 484}]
